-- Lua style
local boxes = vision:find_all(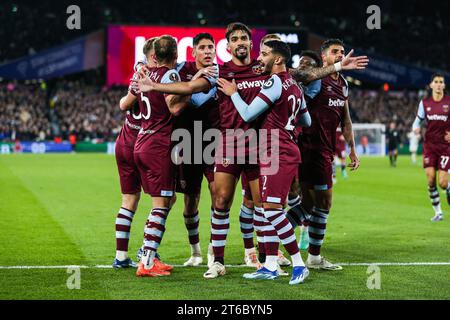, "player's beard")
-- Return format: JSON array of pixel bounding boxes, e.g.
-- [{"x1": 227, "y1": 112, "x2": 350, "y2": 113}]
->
[
  {"x1": 262, "y1": 59, "x2": 274, "y2": 74},
  {"x1": 234, "y1": 46, "x2": 249, "y2": 61}
]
